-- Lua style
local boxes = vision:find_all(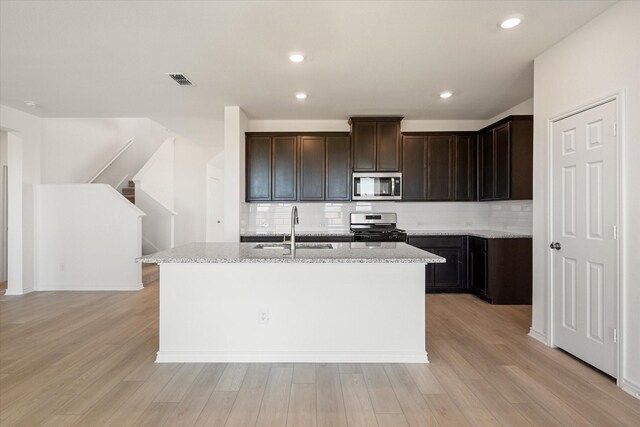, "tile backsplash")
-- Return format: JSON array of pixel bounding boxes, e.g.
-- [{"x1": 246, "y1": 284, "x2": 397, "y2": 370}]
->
[{"x1": 240, "y1": 200, "x2": 532, "y2": 234}]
